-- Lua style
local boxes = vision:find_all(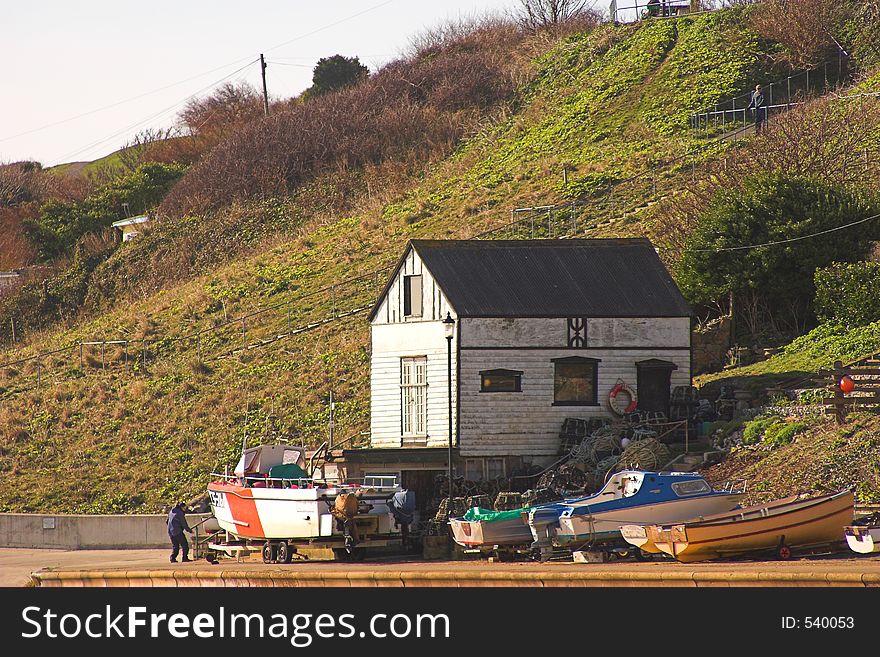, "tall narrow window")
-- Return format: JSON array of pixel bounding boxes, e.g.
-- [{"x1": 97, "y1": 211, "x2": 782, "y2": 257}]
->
[
  {"x1": 401, "y1": 357, "x2": 428, "y2": 436},
  {"x1": 403, "y1": 275, "x2": 422, "y2": 318},
  {"x1": 552, "y1": 356, "x2": 600, "y2": 406}
]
